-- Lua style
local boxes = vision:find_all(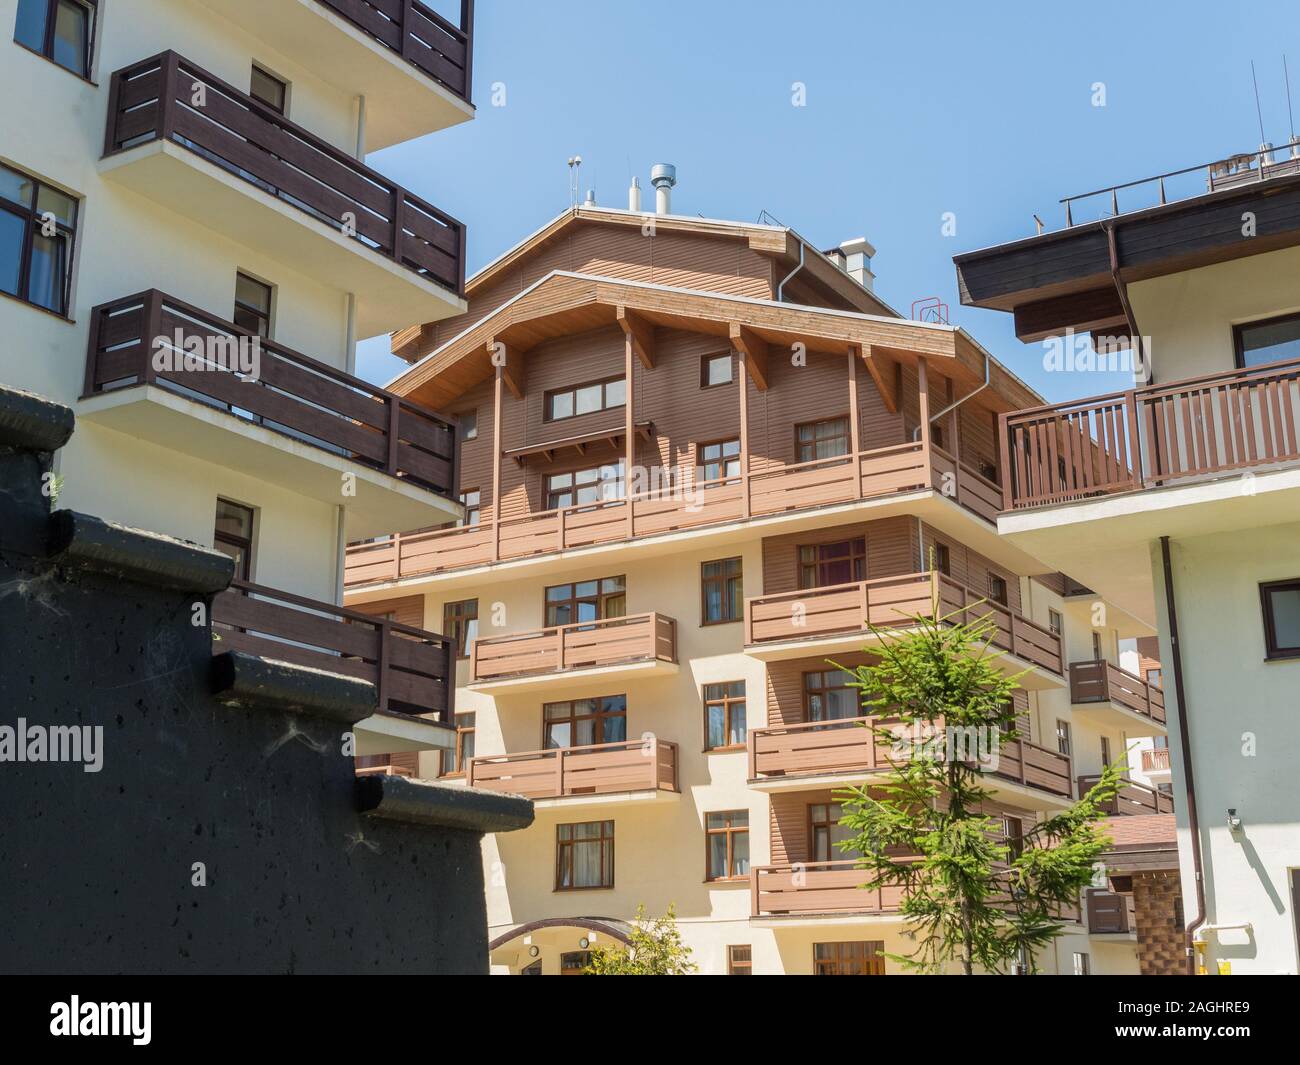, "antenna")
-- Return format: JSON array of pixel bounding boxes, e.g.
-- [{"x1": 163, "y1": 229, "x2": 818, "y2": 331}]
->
[
  {"x1": 567, "y1": 155, "x2": 583, "y2": 208},
  {"x1": 1251, "y1": 60, "x2": 1267, "y2": 144},
  {"x1": 1285, "y1": 55, "x2": 1297, "y2": 146}
]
